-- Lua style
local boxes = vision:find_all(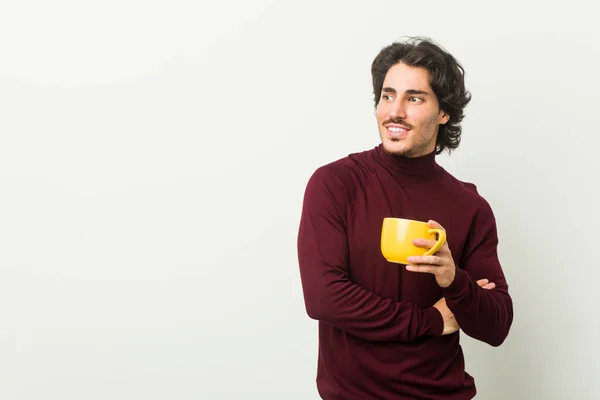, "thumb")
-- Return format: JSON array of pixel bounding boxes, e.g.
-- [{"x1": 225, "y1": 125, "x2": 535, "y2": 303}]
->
[{"x1": 428, "y1": 219, "x2": 444, "y2": 229}]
